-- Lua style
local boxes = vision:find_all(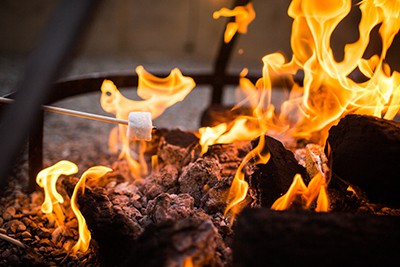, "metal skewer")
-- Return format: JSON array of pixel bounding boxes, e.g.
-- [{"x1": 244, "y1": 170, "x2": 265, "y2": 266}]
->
[{"x1": 0, "y1": 96, "x2": 128, "y2": 125}]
